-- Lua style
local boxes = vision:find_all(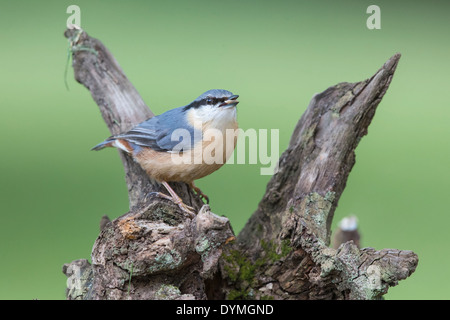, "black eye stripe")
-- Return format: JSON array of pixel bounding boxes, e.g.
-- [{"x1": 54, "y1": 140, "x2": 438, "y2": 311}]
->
[
  {"x1": 183, "y1": 97, "x2": 228, "y2": 110},
  {"x1": 205, "y1": 97, "x2": 227, "y2": 105}
]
